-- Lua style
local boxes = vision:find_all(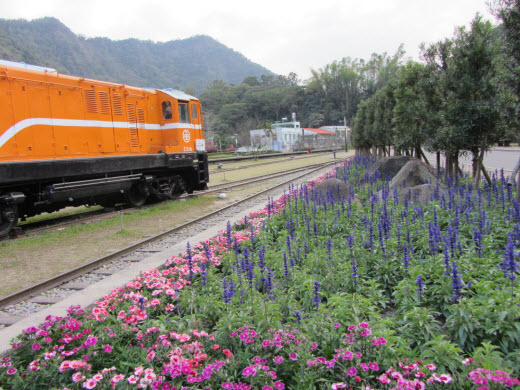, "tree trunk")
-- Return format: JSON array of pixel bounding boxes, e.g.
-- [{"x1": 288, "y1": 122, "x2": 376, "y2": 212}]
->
[
  {"x1": 445, "y1": 153, "x2": 452, "y2": 179},
  {"x1": 480, "y1": 164, "x2": 492, "y2": 186},
  {"x1": 419, "y1": 148, "x2": 431, "y2": 166},
  {"x1": 436, "y1": 152, "x2": 441, "y2": 175},
  {"x1": 473, "y1": 138, "x2": 487, "y2": 188}
]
